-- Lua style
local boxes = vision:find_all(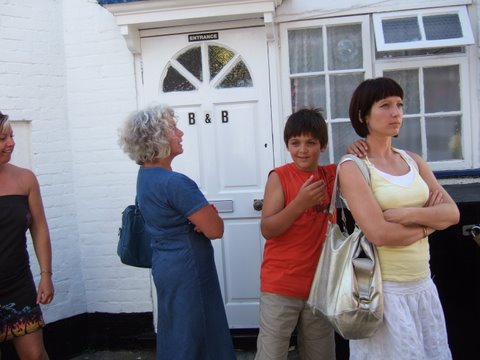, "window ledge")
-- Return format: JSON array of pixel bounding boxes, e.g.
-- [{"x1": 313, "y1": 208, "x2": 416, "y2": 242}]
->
[{"x1": 434, "y1": 169, "x2": 480, "y2": 179}]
